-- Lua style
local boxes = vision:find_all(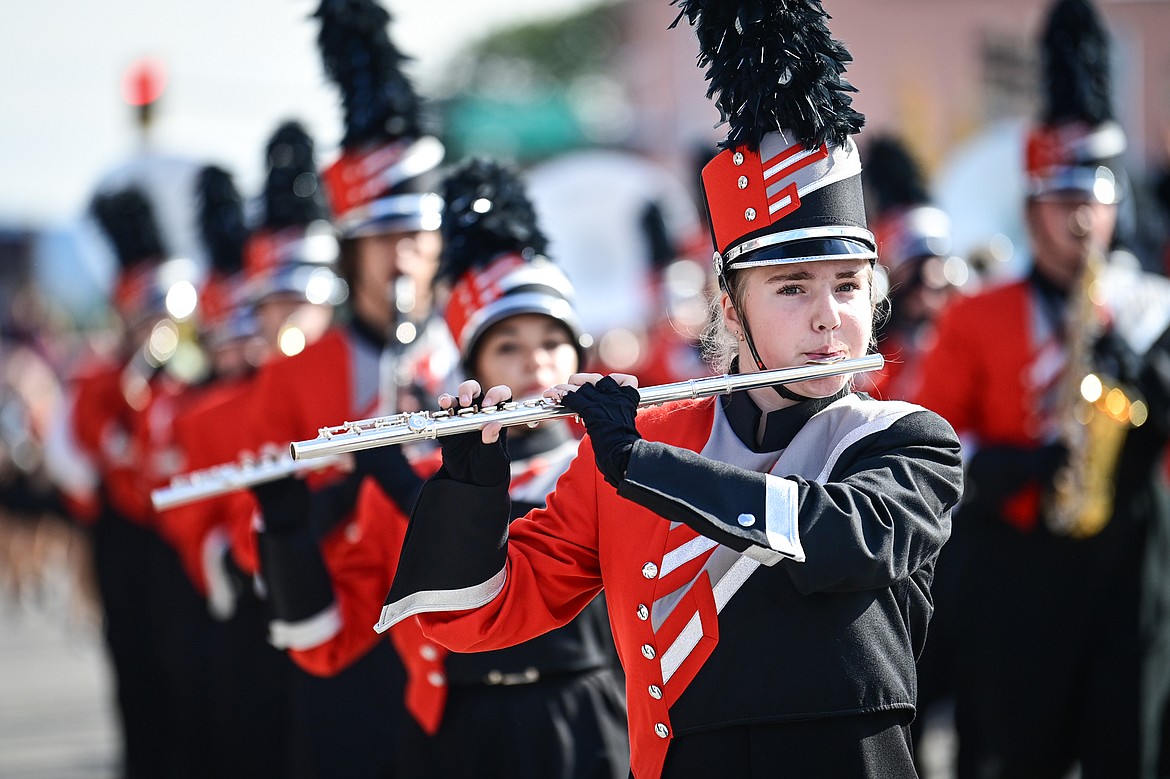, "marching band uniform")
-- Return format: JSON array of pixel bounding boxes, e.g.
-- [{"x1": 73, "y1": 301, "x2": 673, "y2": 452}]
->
[
  {"x1": 379, "y1": 4, "x2": 962, "y2": 778},
  {"x1": 861, "y1": 136, "x2": 965, "y2": 403},
  {"x1": 154, "y1": 164, "x2": 309, "y2": 779},
  {"x1": 242, "y1": 3, "x2": 455, "y2": 776},
  {"x1": 383, "y1": 158, "x2": 629, "y2": 778},
  {"x1": 913, "y1": 2, "x2": 1170, "y2": 776},
  {"x1": 47, "y1": 187, "x2": 216, "y2": 778}
]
